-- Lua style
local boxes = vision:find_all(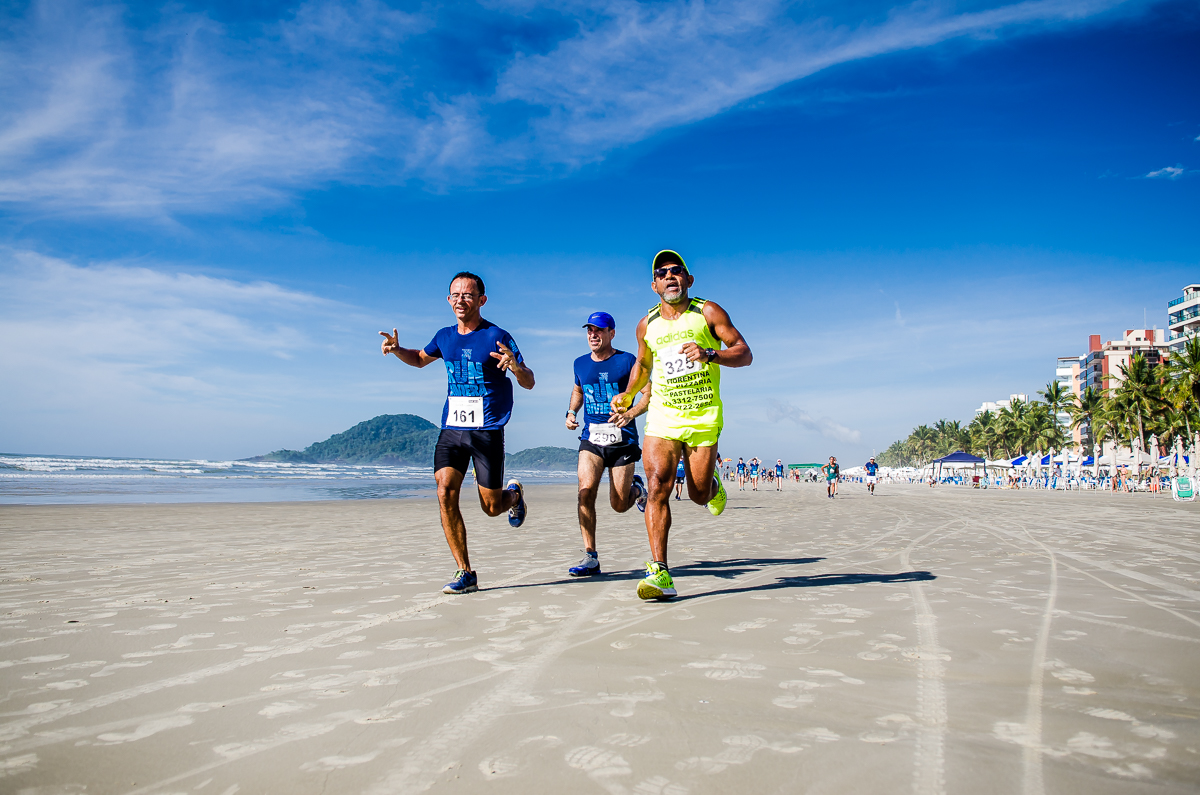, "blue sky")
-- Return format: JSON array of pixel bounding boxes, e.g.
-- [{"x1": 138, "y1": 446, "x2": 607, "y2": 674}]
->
[{"x1": 1, "y1": 0, "x2": 1197, "y2": 462}]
